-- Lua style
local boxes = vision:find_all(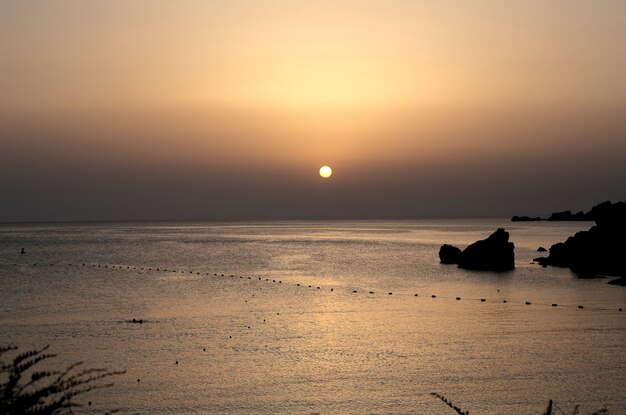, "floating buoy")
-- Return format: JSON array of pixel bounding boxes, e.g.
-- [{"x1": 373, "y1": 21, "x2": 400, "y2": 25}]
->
[
  {"x1": 369, "y1": 291, "x2": 374, "y2": 294},
  {"x1": 456, "y1": 297, "x2": 461, "y2": 300},
  {"x1": 353, "y1": 290, "x2": 357, "y2": 293},
  {"x1": 432, "y1": 295, "x2": 436, "y2": 298},
  {"x1": 503, "y1": 300, "x2": 507, "y2": 303},
  {"x1": 525, "y1": 301, "x2": 532, "y2": 305},
  {"x1": 388, "y1": 292, "x2": 392, "y2": 295},
  {"x1": 578, "y1": 305, "x2": 584, "y2": 309},
  {"x1": 414, "y1": 294, "x2": 418, "y2": 297},
  {"x1": 481, "y1": 299, "x2": 486, "y2": 302}
]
